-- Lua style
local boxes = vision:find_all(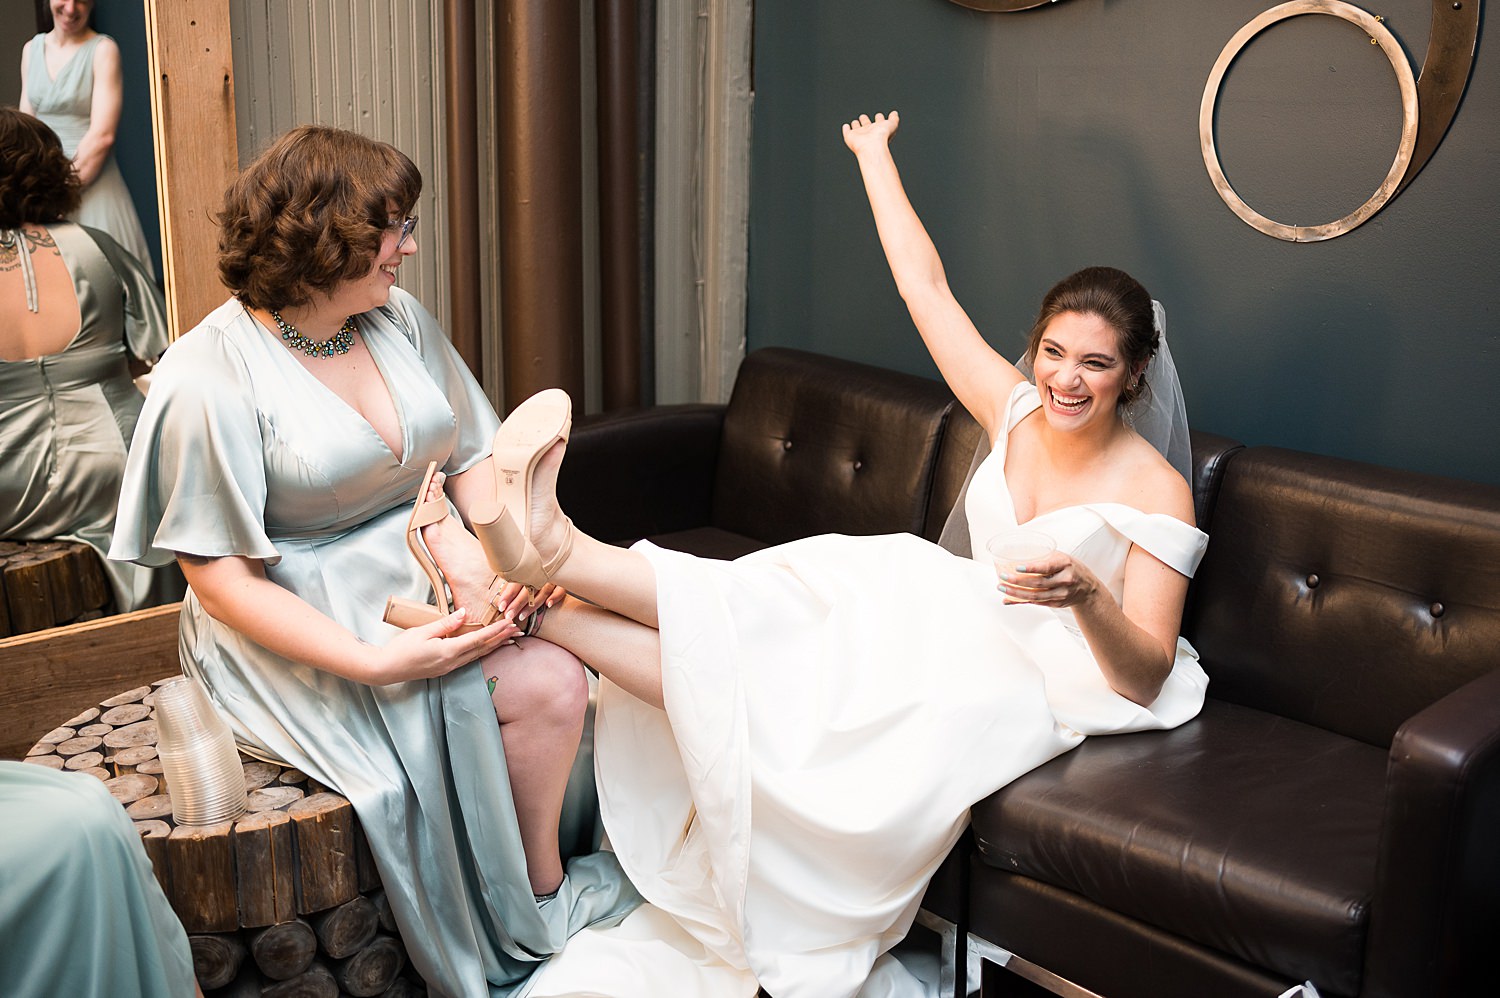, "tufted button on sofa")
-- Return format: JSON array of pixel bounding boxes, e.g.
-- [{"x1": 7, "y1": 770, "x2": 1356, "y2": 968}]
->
[{"x1": 558, "y1": 347, "x2": 1500, "y2": 998}]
